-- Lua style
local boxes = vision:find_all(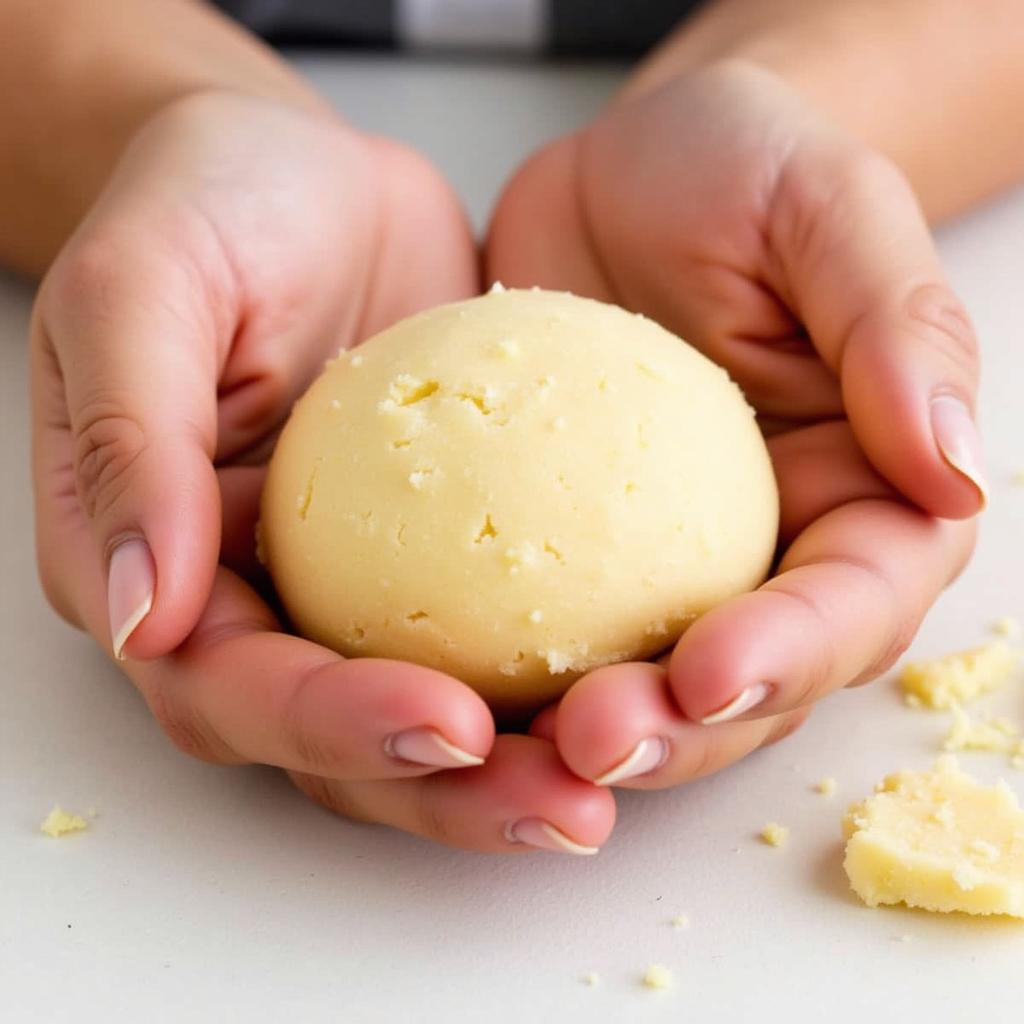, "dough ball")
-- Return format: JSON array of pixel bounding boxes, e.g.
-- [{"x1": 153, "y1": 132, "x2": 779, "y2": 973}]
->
[{"x1": 260, "y1": 288, "x2": 778, "y2": 716}]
